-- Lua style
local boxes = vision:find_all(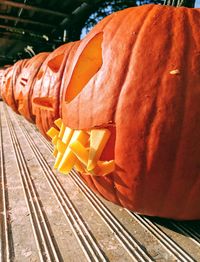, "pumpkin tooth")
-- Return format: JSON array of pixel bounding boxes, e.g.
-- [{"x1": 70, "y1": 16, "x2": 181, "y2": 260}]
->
[
  {"x1": 70, "y1": 140, "x2": 89, "y2": 166},
  {"x1": 54, "y1": 118, "x2": 63, "y2": 129},
  {"x1": 52, "y1": 135, "x2": 59, "y2": 146},
  {"x1": 57, "y1": 139, "x2": 67, "y2": 154},
  {"x1": 87, "y1": 129, "x2": 111, "y2": 171},
  {"x1": 54, "y1": 127, "x2": 74, "y2": 169},
  {"x1": 62, "y1": 127, "x2": 74, "y2": 145},
  {"x1": 57, "y1": 152, "x2": 77, "y2": 174},
  {"x1": 54, "y1": 152, "x2": 64, "y2": 169},
  {"x1": 47, "y1": 127, "x2": 59, "y2": 139},
  {"x1": 47, "y1": 119, "x2": 115, "y2": 176},
  {"x1": 58, "y1": 130, "x2": 89, "y2": 174},
  {"x1": 58, "y1": 123, "x2": 65, "y2": 138},
  {"x1": 92, "y1": 160, "x2": 115, "y2": 176}
]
